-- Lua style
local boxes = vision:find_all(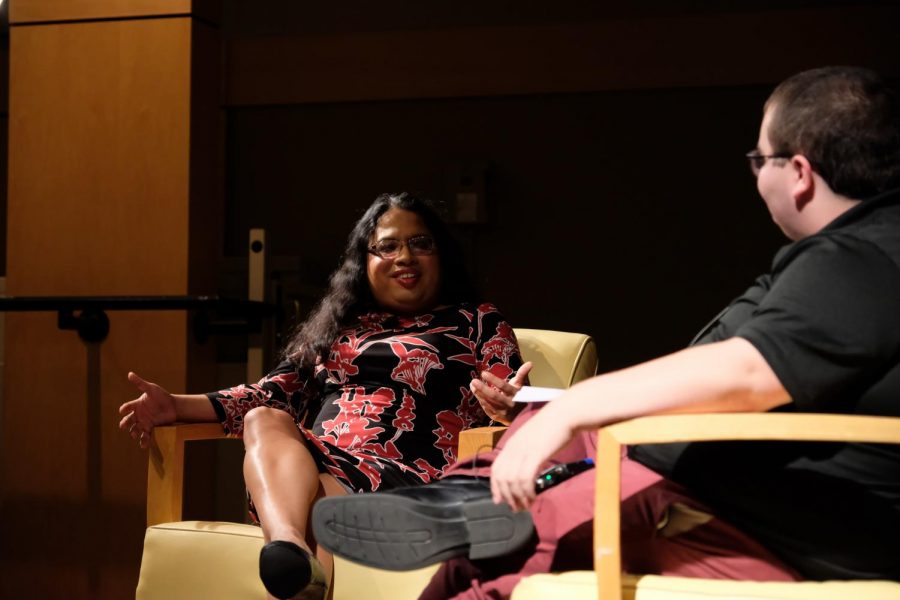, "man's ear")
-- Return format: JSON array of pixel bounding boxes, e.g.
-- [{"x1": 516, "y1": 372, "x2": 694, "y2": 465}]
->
[{"x1": 790, "y1": 155, "x2": 815, "y2": 210}]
